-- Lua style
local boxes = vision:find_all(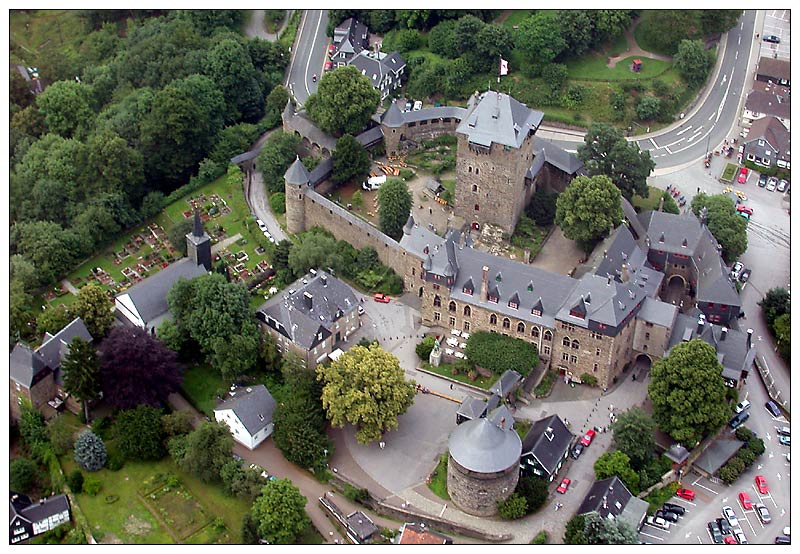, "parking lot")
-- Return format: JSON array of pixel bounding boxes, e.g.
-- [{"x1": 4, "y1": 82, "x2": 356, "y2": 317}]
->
[{"x1": 759, "y1": 9, "x2": 790, "y2": 60}]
